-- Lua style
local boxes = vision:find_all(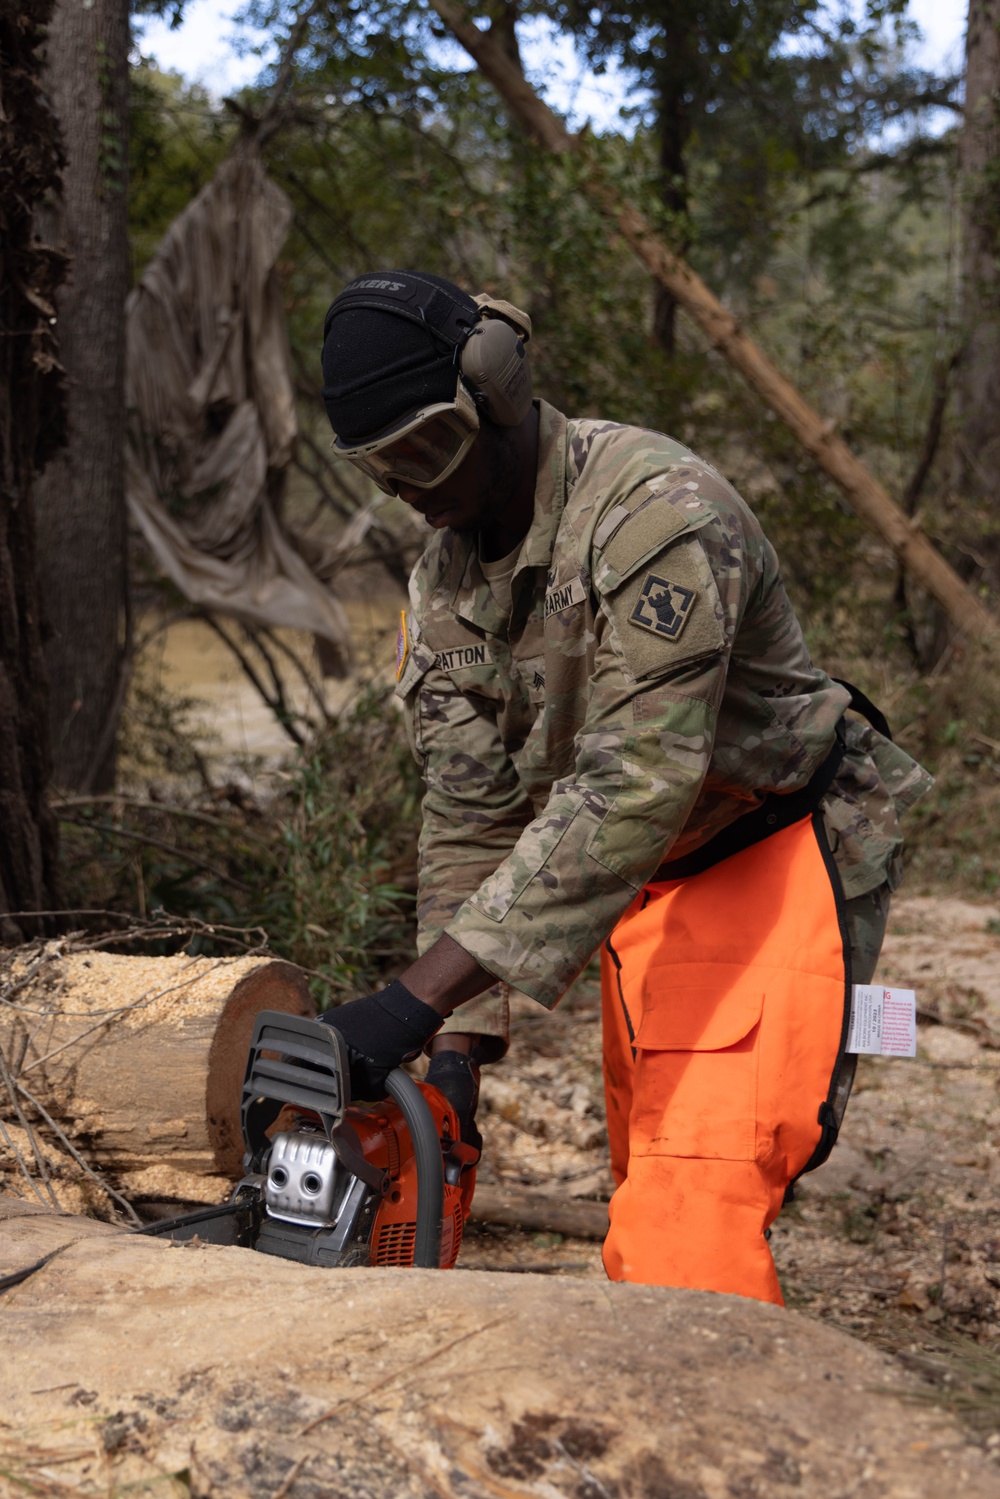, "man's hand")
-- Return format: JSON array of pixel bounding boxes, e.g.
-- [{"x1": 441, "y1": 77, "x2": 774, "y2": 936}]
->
[
  {"x1": 321, "y1": 935, "x2": 499, "y2": 1104},
  {"x1": 426, "y1": 1049, "x2": 483, "y2": 1155},
  {"x1": 319, "y1": 980, "x2": 442, "y2": 1100}
]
